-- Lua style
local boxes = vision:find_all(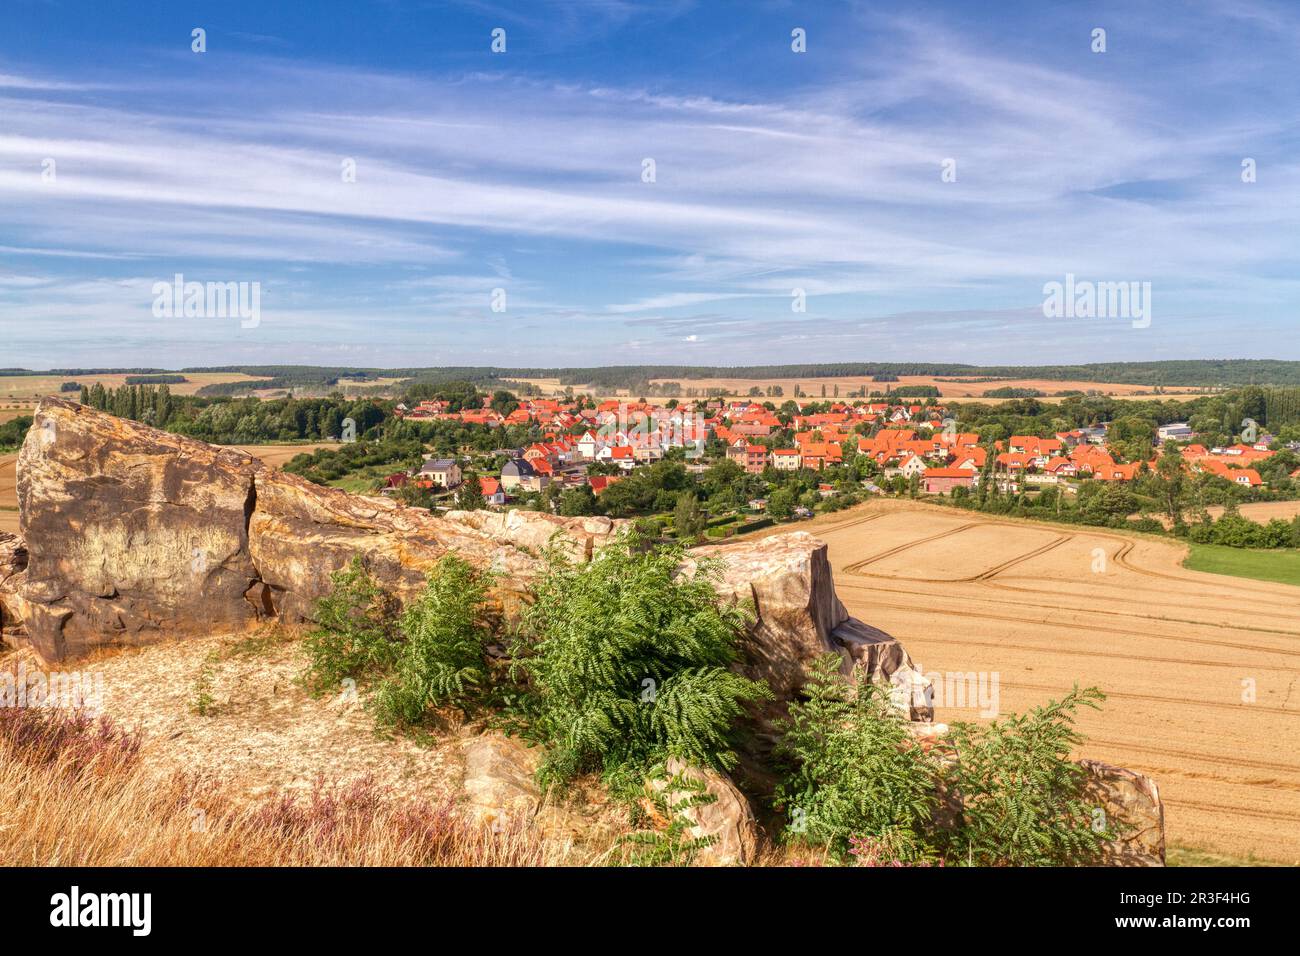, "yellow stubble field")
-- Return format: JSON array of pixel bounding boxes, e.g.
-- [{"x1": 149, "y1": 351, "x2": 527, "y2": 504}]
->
[
  {"x1": 505, "y1": 375, "x2": 1212, "y2": 403},
  {"x1": 786, "y1": 498, "x2": 1300, "y2": 864}
]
